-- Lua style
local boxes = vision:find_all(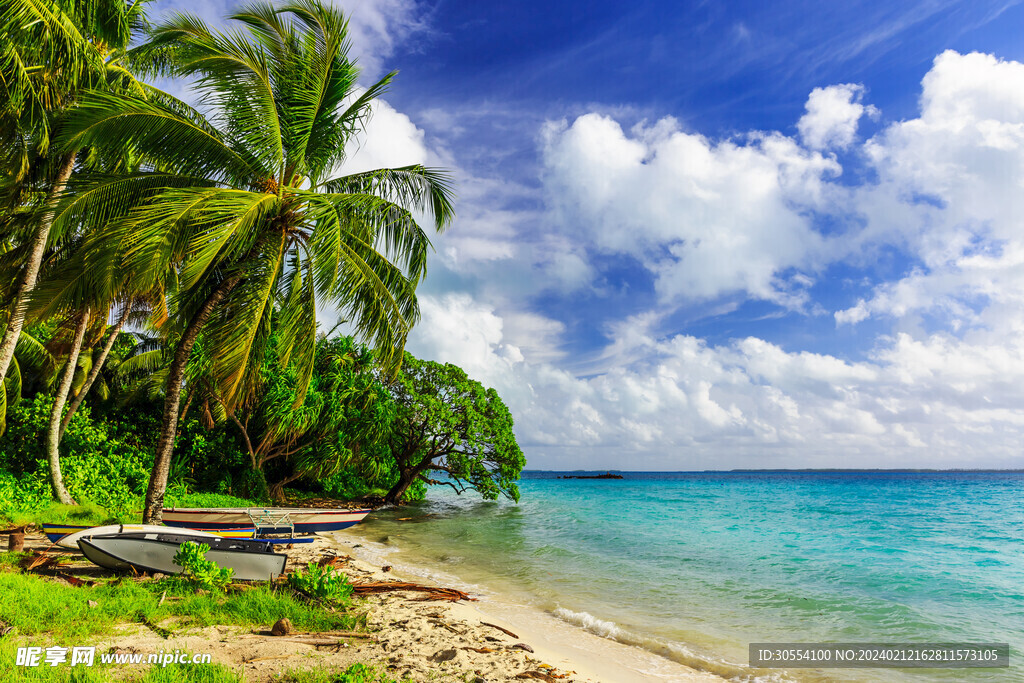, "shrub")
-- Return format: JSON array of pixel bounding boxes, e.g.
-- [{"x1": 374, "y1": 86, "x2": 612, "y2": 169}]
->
[
  {"x1": 287, "y1": 563, "x2": 352, "y2": 604},
  {"x1": 172, "y1": 541, "x2": 233, "y2": 592}
]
